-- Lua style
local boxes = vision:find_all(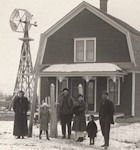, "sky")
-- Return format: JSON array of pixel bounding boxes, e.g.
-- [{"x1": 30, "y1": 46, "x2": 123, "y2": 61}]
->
[{"x1": 0, "y1": 0, "x2": 140, "y2": 94}]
